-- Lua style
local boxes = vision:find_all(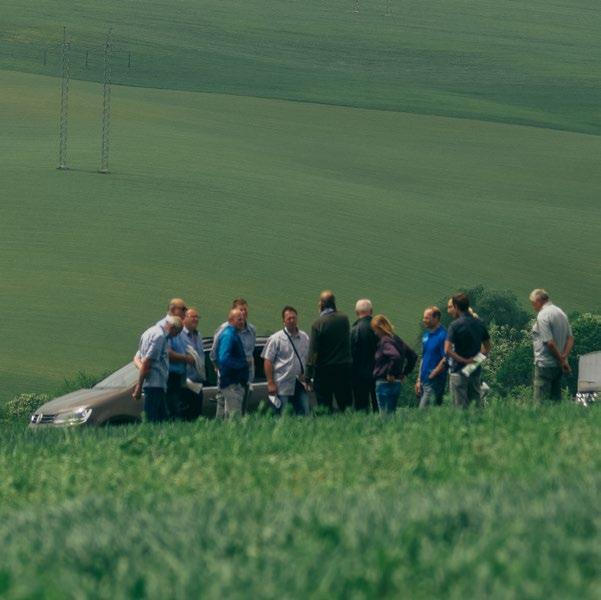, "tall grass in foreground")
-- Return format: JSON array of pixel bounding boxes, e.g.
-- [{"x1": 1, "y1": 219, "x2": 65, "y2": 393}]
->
[{"x1": 1, "y1": 403, "x2": 599, "y2": 598}]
